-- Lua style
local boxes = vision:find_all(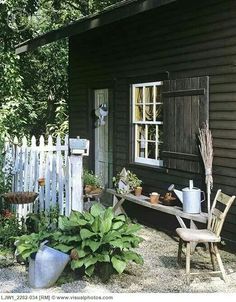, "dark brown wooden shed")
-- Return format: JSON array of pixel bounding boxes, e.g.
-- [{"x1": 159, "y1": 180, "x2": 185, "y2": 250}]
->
[{"x1": 16, "y1": 0, "x2": 236, "y2": 246}]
